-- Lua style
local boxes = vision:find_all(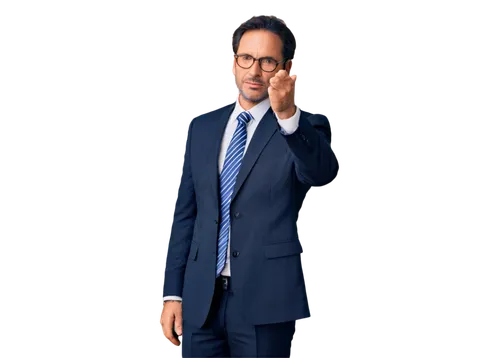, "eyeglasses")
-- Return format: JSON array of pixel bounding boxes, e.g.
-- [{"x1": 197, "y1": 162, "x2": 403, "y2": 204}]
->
[{"x1": 234, "y1": 54, "x2": 287, "y2": 72}]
